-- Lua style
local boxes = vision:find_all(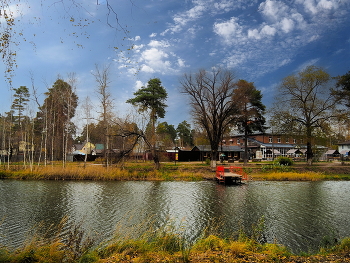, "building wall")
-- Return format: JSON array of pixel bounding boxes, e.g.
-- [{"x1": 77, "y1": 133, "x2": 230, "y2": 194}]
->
[
  {"x1": 339, "y1": 144, "x2": 350, "y2": 151},
  {"x1": 224, "y1": 134, "x2": 304, "y2": 146}
]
